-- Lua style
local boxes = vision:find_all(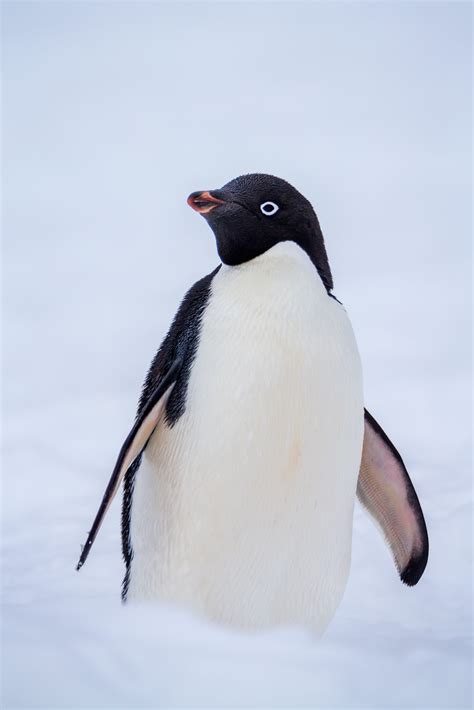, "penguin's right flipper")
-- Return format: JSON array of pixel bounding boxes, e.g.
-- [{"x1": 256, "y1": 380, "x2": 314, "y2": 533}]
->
[
  {"x1": 76, "y1": 357, "x2": 182, "y2": 571},
  {"x1": 357, "y1": 409, "x2": 429, "y2": 586}
]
